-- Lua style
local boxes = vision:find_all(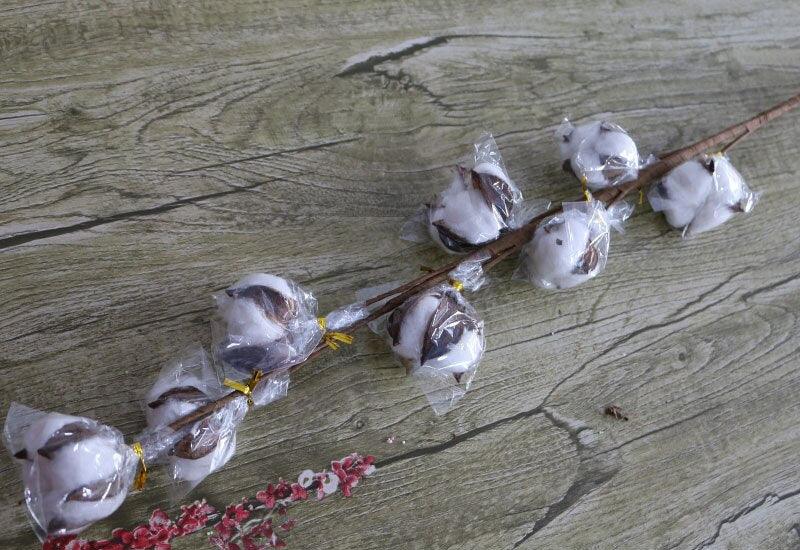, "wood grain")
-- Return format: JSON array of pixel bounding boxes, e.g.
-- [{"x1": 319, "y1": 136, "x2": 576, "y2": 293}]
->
[{"x1": 1, "y1": 0, "x2": 799, "y2": 548}]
